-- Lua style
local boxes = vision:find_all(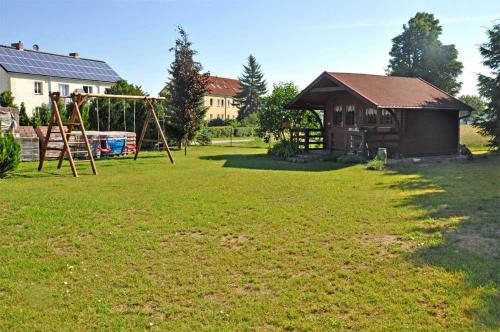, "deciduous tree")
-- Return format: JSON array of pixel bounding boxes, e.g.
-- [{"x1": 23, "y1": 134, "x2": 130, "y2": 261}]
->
[
  {"x1": 458, "y1": 95, "x2": 486, "y2": 124},
  {"x1": 387, "y1": 12, "x2": 463, "y2": 95},
  {"x1": 257, "y1": 82, "x2": 319, "y2": 141}
]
